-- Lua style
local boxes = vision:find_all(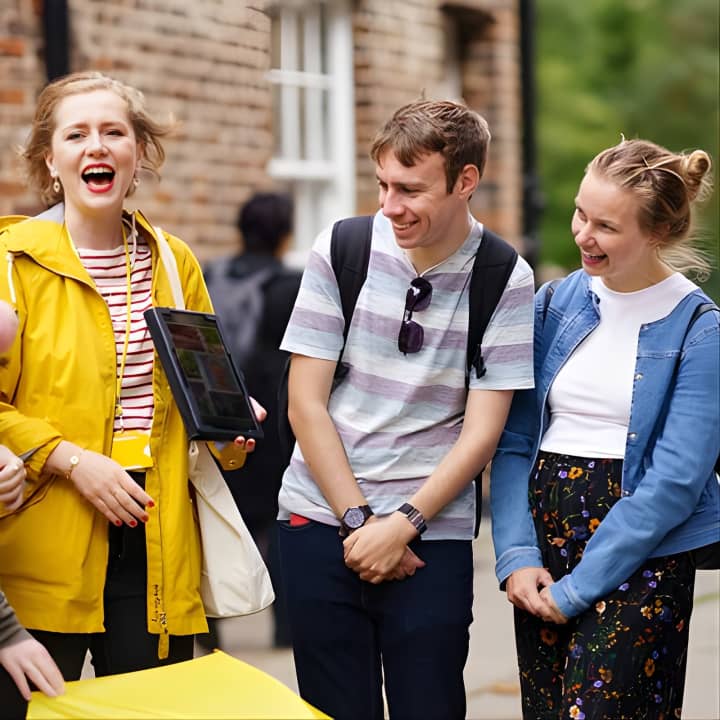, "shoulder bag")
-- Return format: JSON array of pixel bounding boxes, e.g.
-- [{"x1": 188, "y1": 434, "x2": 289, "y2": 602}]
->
[{"x1": 155, "y1": 226, "x2": 275, "y2": 616}]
